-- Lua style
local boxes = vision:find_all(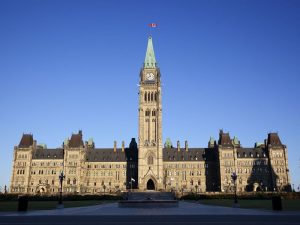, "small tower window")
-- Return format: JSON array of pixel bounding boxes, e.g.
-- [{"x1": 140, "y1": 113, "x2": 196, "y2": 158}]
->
[
  {"x1": 144, "y1": 92, "x2": 147, "y2": 102},
  {"x1": 148, "y1": 156, "x2": 154, "y2": 165}
]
